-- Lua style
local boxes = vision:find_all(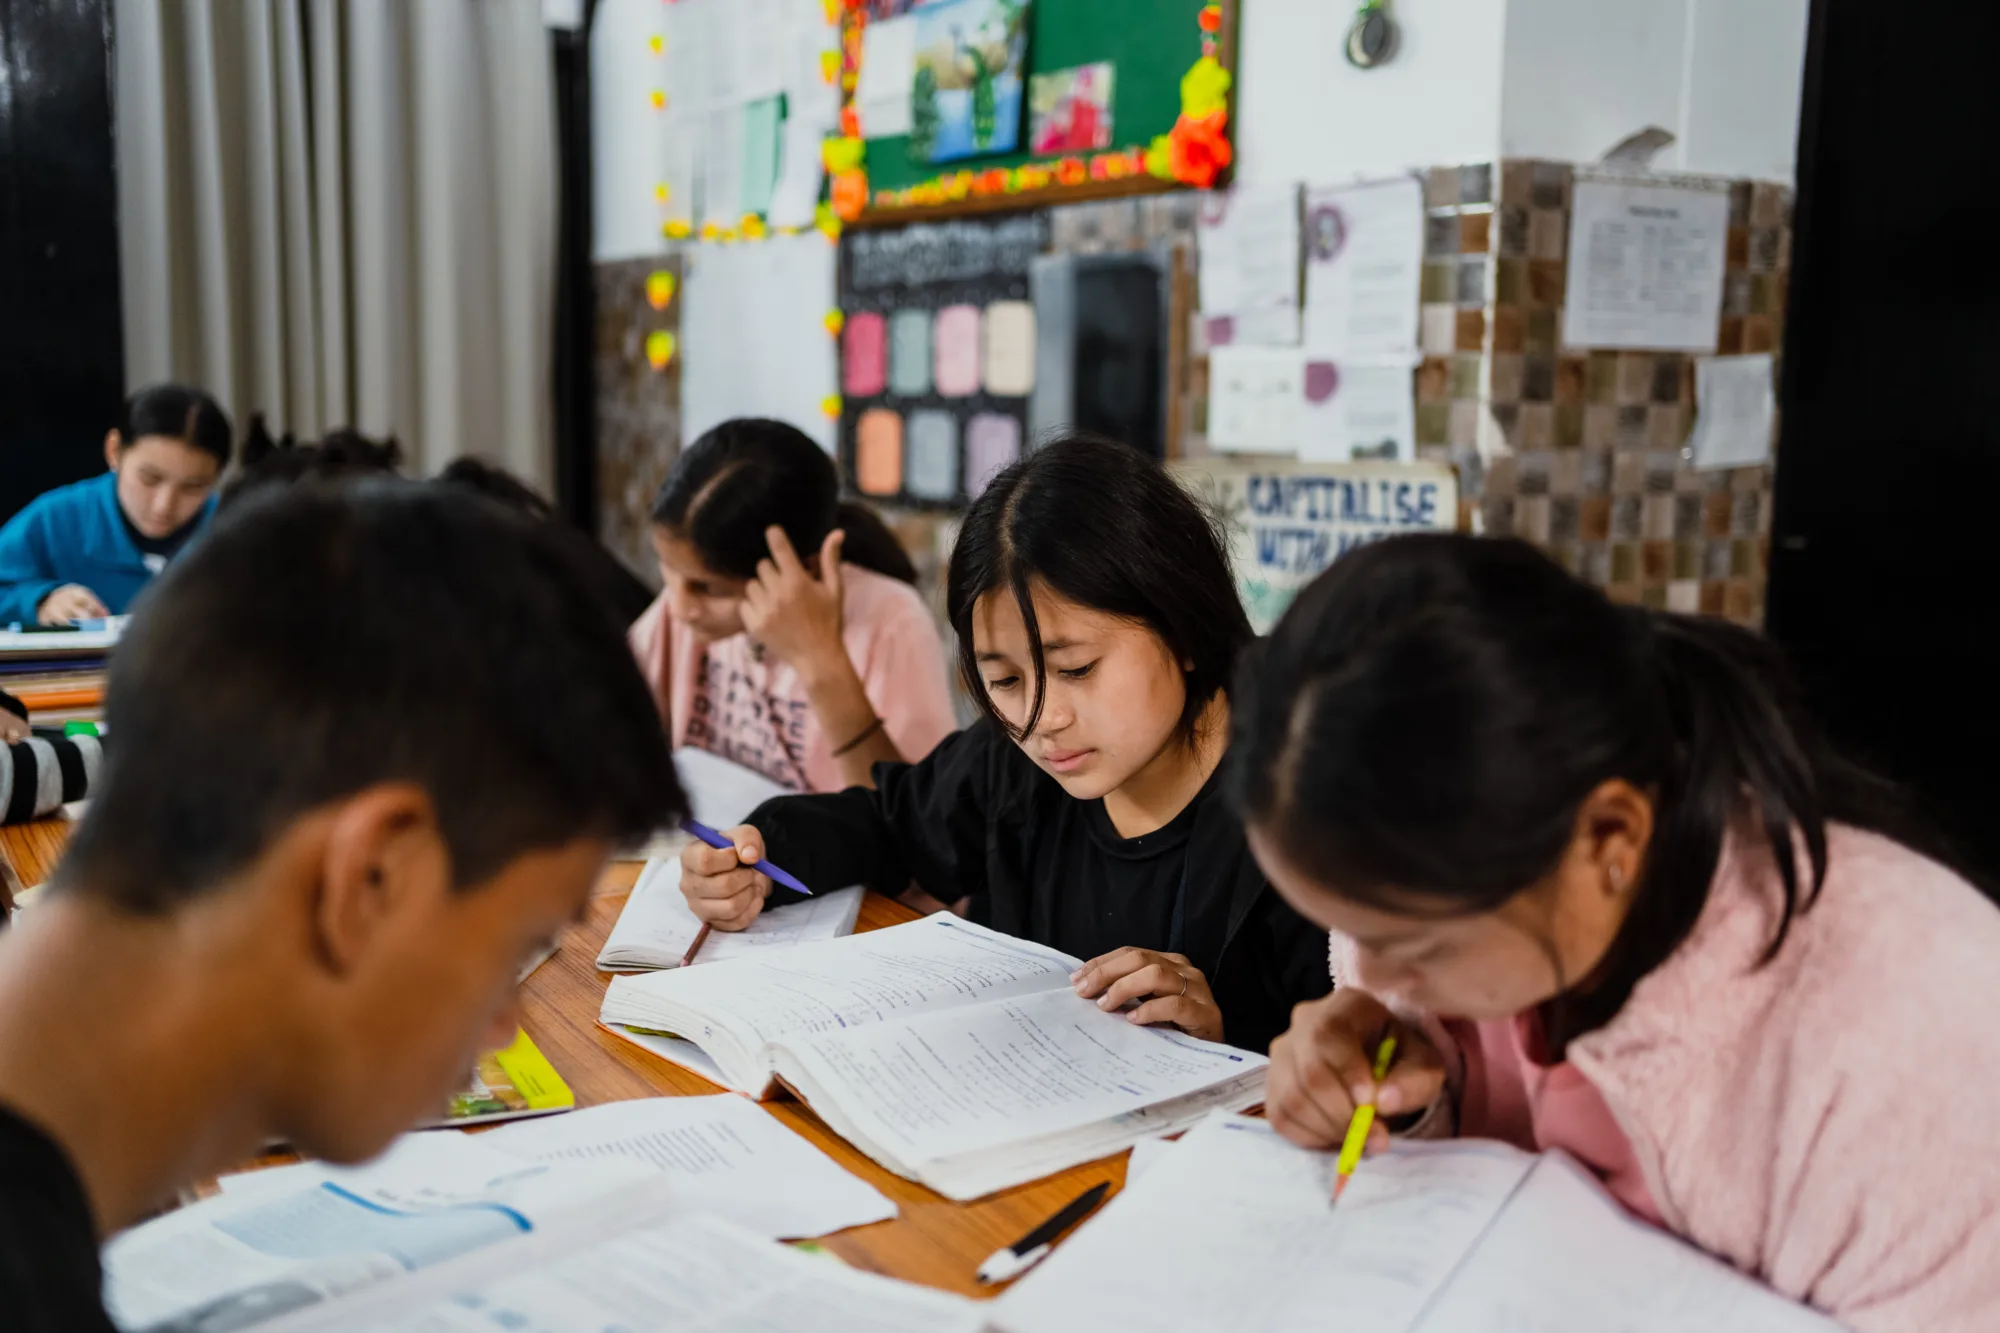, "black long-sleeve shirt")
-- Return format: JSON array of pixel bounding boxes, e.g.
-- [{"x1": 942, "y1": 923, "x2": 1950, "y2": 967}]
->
[{"x1": 746, "y1": 720, "x2": 1331, "y2": 1053}]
